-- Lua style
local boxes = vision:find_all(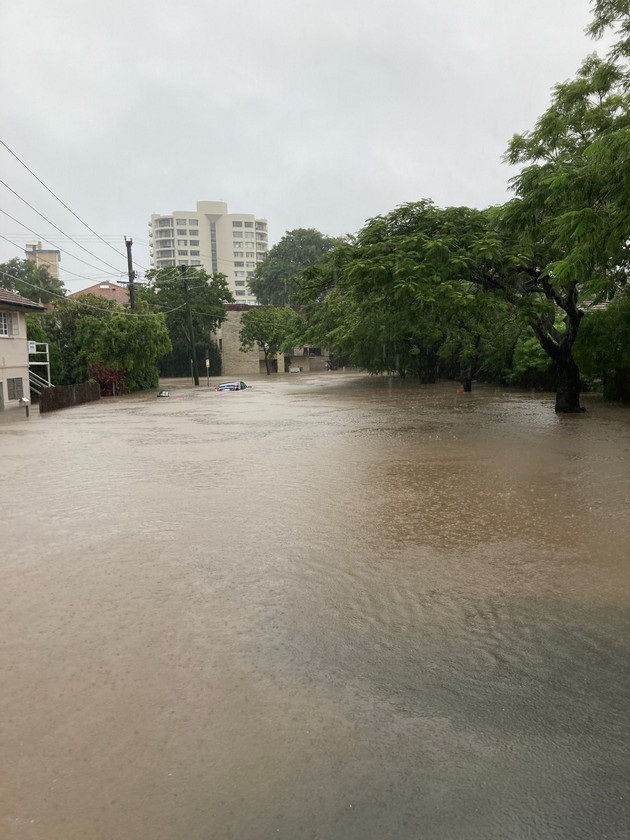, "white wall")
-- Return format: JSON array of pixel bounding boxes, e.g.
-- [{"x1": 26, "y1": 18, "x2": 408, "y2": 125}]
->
[{"x1": 0, "y1": 310, "x2": 29, "y2": 409}]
